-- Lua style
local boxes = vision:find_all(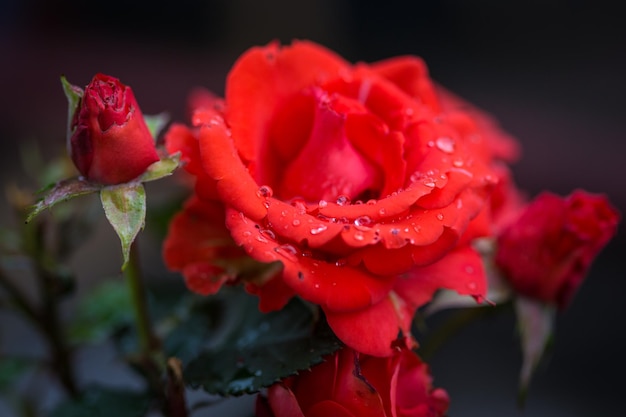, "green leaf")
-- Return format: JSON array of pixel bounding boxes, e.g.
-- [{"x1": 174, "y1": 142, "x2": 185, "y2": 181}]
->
[
  {"x1": 60, "y1": 75, "x2": 84, "y2": 143},
  {"x1": 100, "y1": 183, "x2": 146, "y2": 270},
  {"x1": 26, "y1": 178, "x2": 100, "y2": 223},
  {"x1": 68, "y1": 281, "x2": 133, "y2": 345},
  {"x1": 49, "y1": 386, "x2": 150, "y2": 417},
  {"x1": 143, "y1": 112, "x2": 169, "y2": 141},
  {"x1": 183, "y1": 289, "x2": 342, "y2": 396},
  {"x1": 138, "y1": 152, "x2": 181, "y2": 183},
  {"x1": 515, "y1": 296, "x2": 555, "y2": 406}
]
